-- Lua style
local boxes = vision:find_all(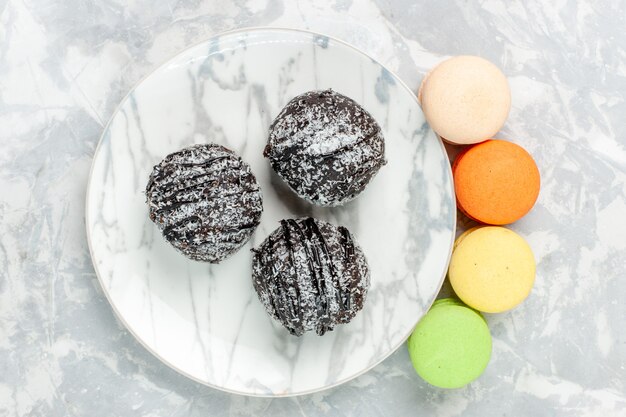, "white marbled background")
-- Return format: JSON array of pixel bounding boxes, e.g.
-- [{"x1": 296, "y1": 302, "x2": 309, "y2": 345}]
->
[{"x1": 1, "y1": 0, "x2": 625, "y2": 416}]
